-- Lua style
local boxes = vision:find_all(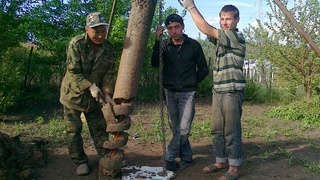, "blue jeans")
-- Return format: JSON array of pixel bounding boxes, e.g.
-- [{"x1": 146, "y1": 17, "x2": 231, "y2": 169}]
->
[
  {"x1": 211, "y1": 90, "x2": 244, "y2": 166},
  {"x1": 164, "y1": 89, "x2": 195, "y2": 162}
]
